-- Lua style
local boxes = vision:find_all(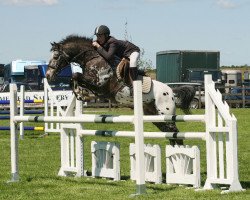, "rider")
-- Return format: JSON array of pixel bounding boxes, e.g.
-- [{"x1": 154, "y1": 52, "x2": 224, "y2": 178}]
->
[{"x1": 92, "y1": 25, "x2": 140, "y2": 81}]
